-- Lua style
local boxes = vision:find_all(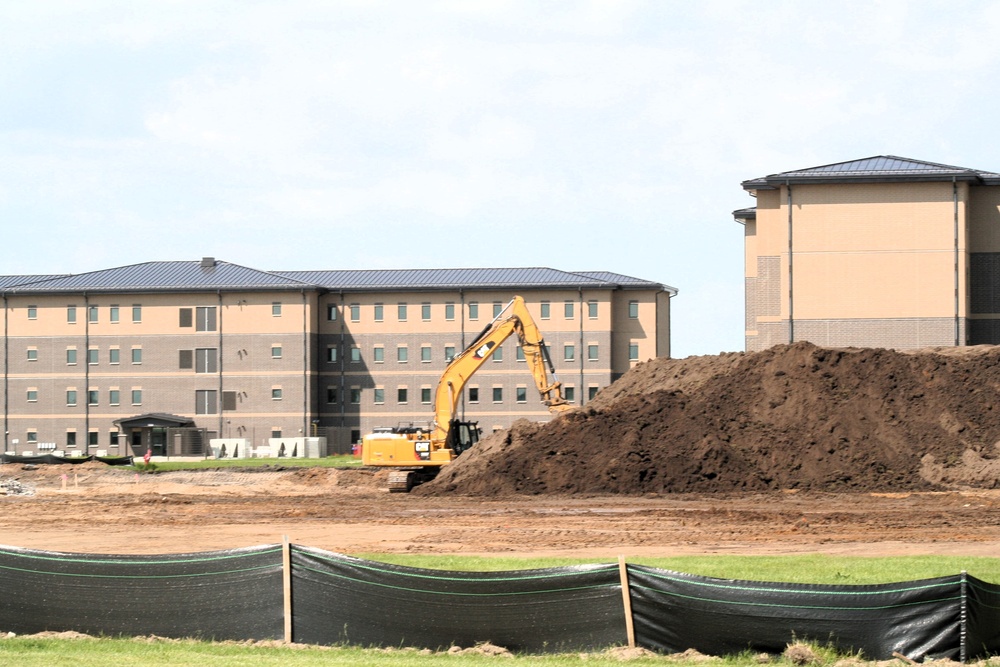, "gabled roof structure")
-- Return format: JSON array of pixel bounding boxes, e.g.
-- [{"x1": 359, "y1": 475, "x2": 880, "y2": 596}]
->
[
  {"x1": 0, "y1": 260, "x2": 672, "y2": 295},
  {"x1": 742, "y1": 155, "x2": 1000, "y2": 190}
]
